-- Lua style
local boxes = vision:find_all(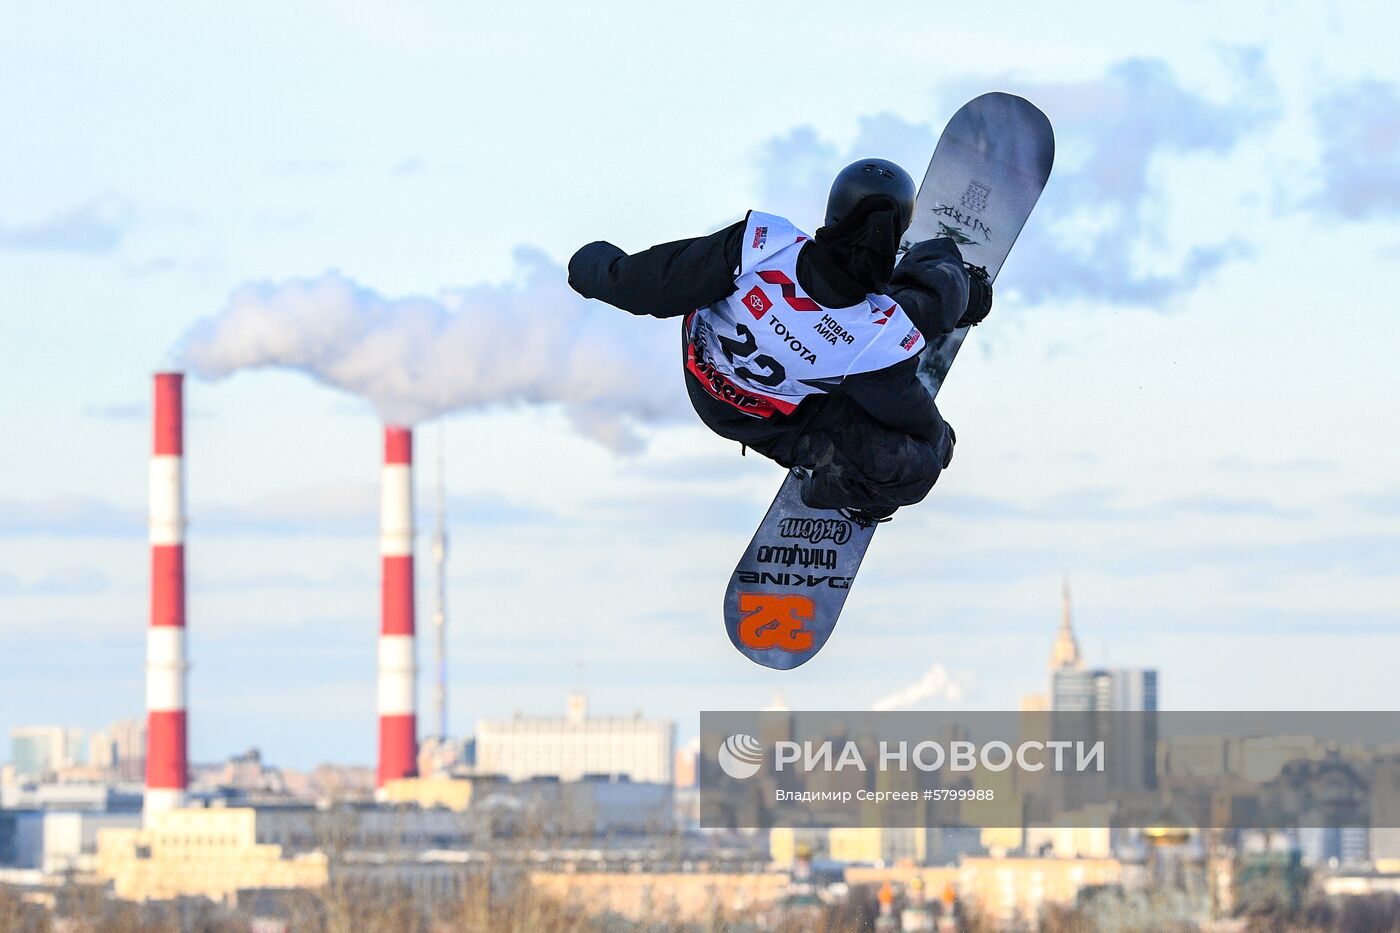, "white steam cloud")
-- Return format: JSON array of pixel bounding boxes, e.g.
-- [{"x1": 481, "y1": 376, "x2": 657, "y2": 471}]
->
[
  {"x1": 869, "y1": 662, "x2": 969, "y2": 711},
  {"x1": 176, "y1": 248, "x2": 688, "y2": 451}
]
